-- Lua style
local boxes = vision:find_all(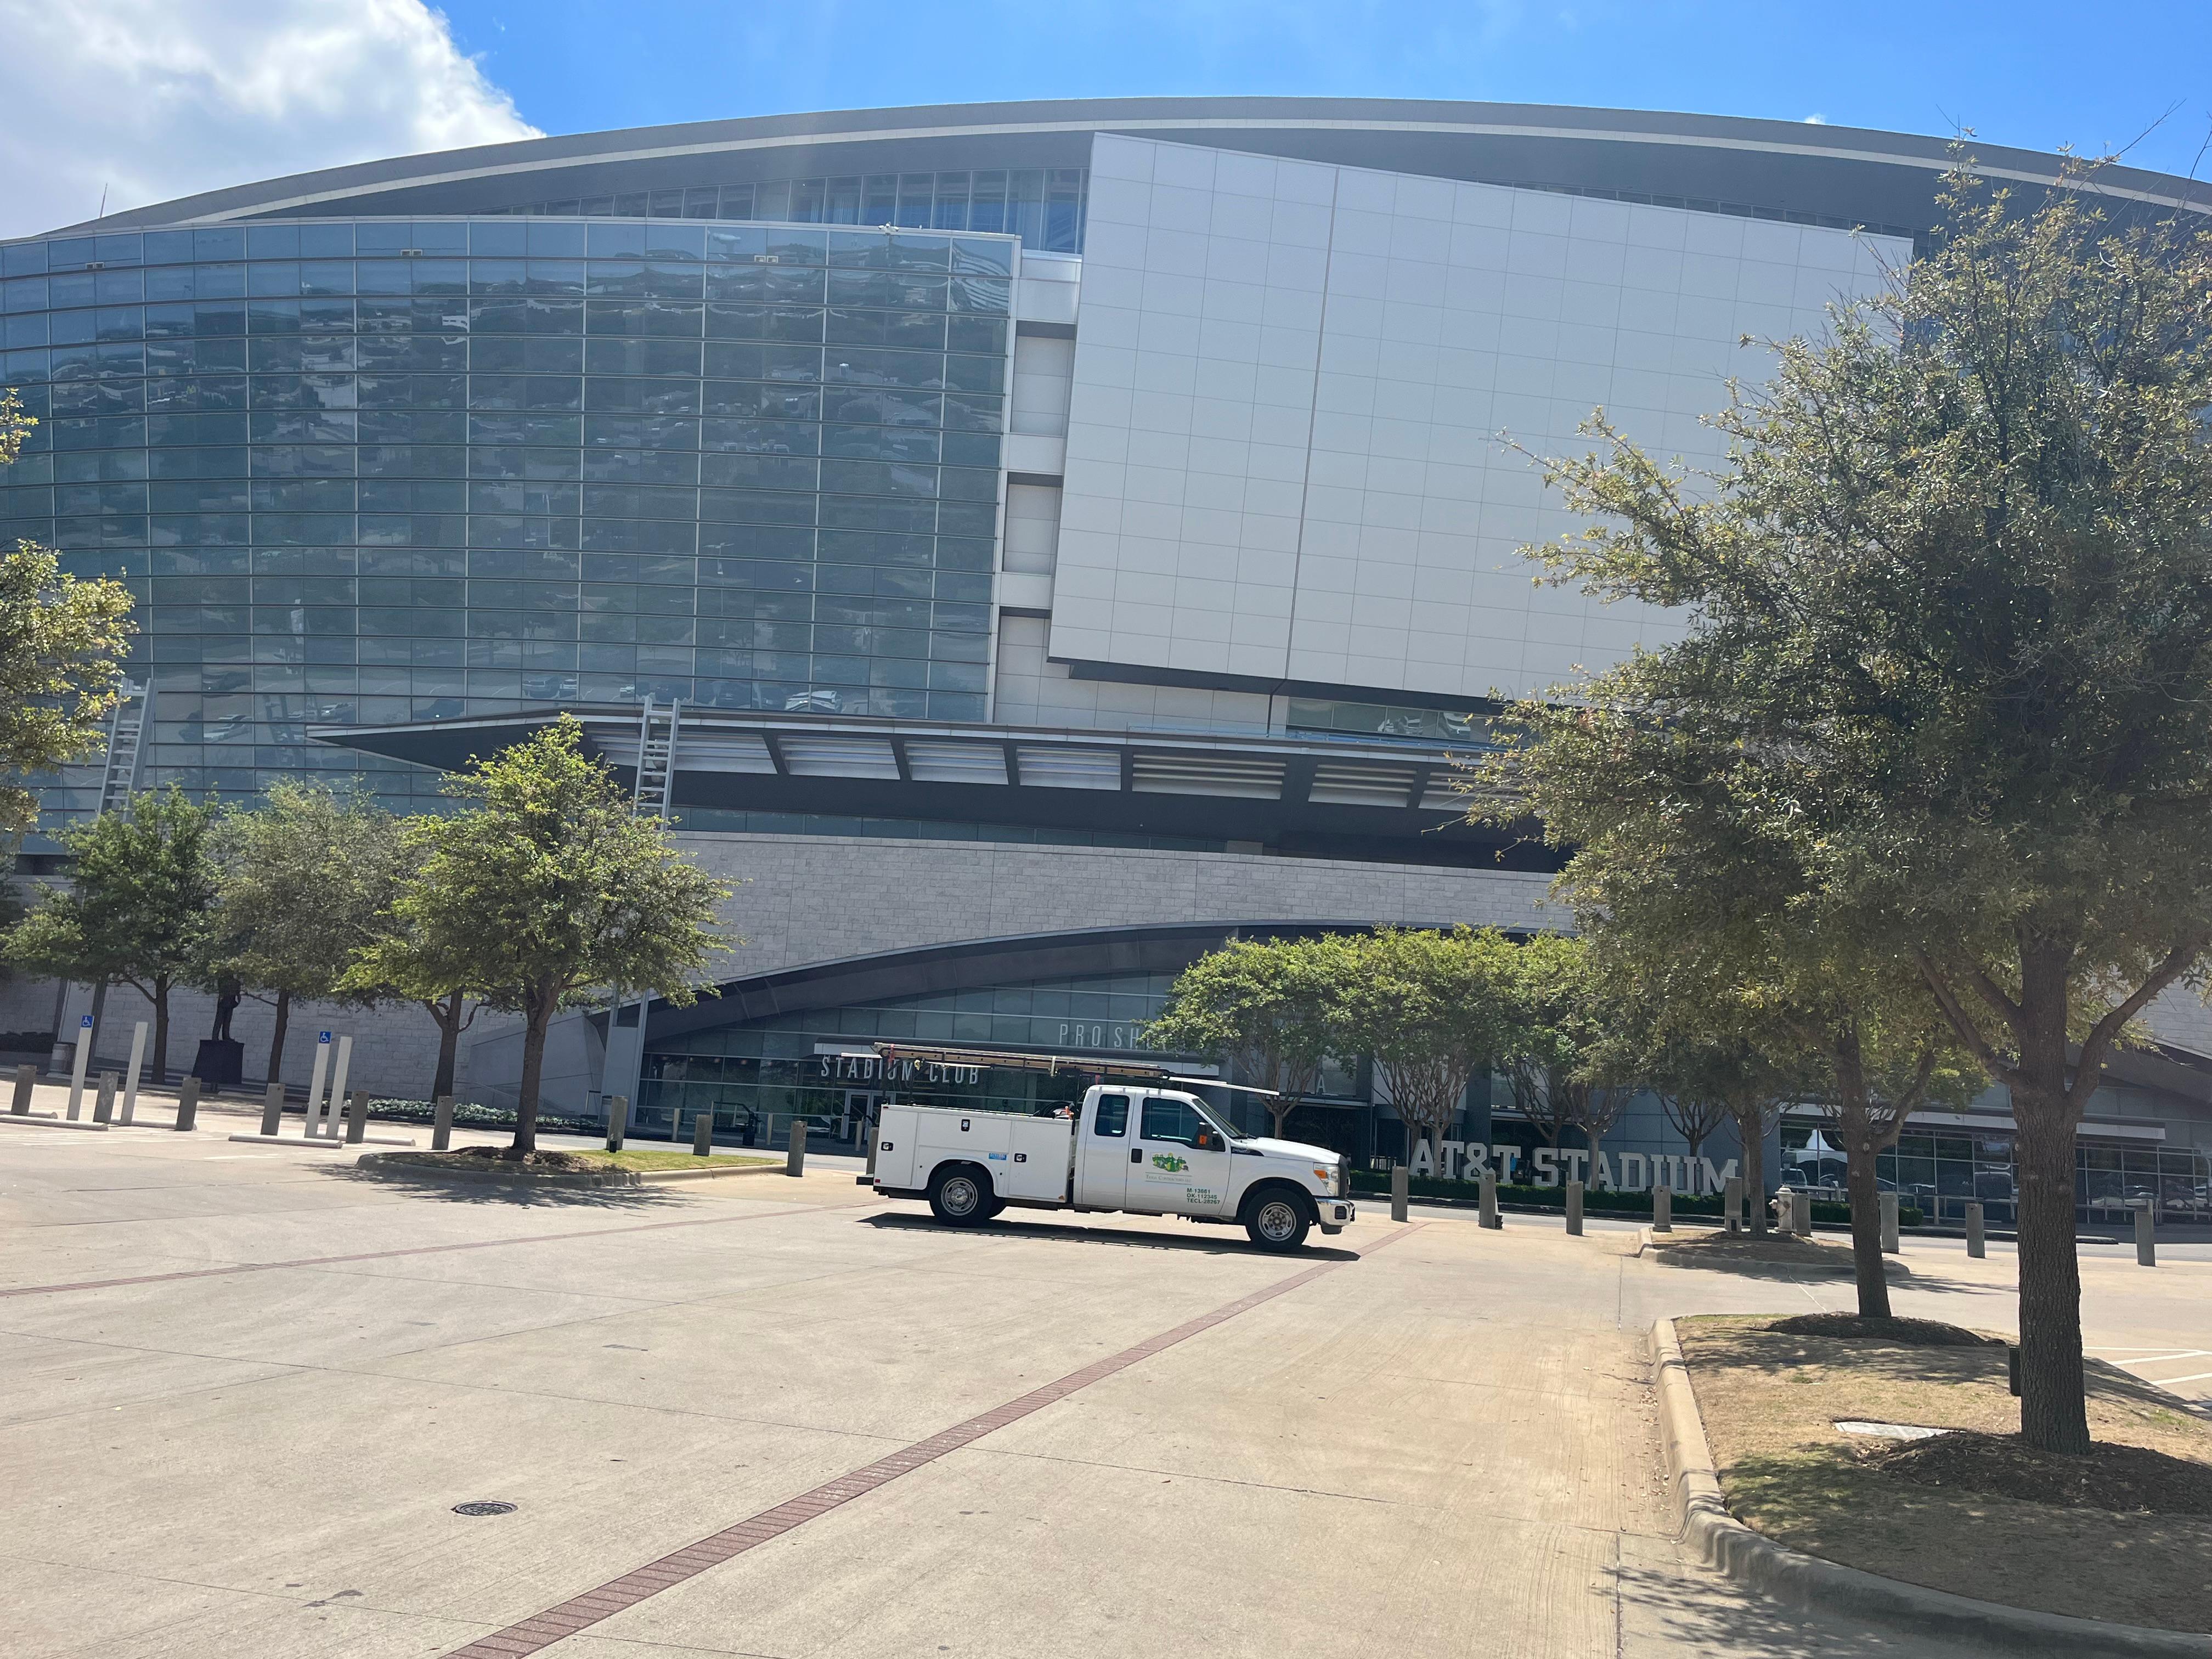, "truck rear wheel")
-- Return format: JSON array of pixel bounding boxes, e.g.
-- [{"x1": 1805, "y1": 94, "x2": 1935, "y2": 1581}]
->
[
  {"x1": 1245, "y1": 1192, "x2": 1311, "y2": 1252},
  {"x1": 928, "y1": 1166, "x2": 991, "y2": 1226}
]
